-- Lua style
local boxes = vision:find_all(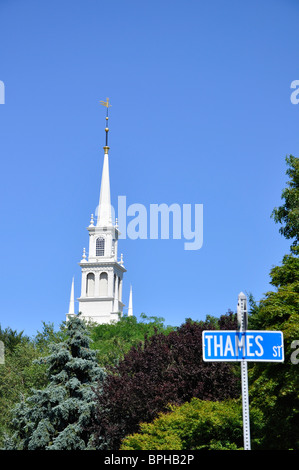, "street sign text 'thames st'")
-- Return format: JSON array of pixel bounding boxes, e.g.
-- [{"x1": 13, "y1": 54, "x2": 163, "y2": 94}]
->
[{"x1": 202, "y1": 330, "x2": 284, "y2": 362}]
